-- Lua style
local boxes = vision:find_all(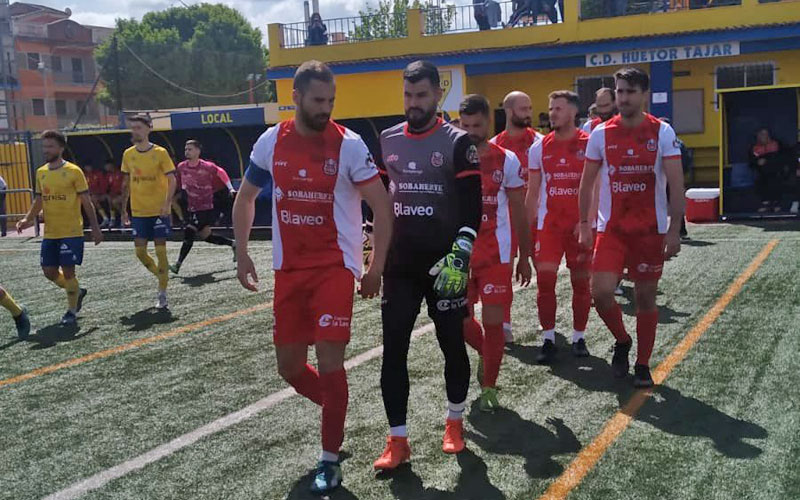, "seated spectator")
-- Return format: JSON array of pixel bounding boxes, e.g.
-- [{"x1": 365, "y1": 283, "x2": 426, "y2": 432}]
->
[
  {"x1": 306, "y1": 13, "x2": 328, "y2": 46},
  {"x1": 474, "y1": 0, "x2": 502, "y2": 30},
  {"x1": 749, "y1": 127, "x2": 792, "y2": 213}
]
